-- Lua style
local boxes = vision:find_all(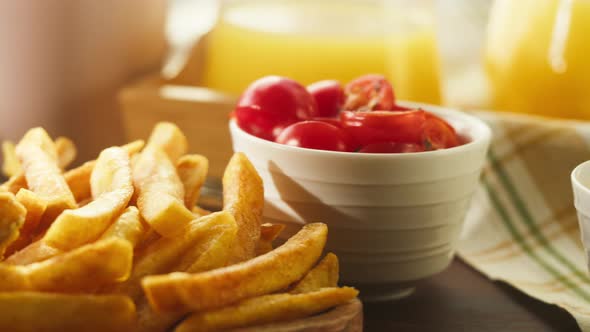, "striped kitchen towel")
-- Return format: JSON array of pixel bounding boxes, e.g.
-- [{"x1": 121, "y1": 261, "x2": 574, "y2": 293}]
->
[{"x1": 458, "y1": 111, "x2": 590, "y2": 331}]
